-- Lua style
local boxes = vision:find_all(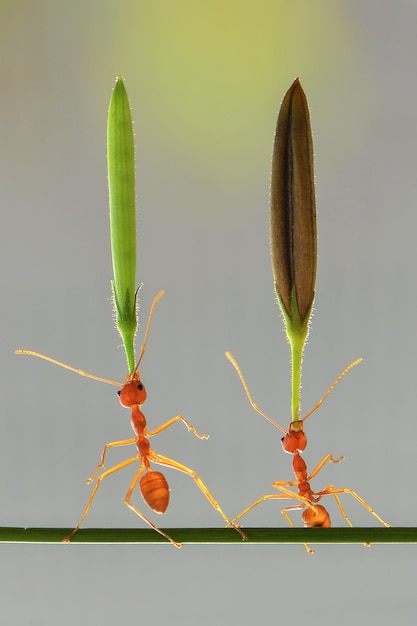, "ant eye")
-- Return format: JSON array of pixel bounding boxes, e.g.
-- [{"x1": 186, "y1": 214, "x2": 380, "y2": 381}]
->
[
  {"x1": 138, "y1": 383, "x2": 143, "y2": 391},
  {"x1": 117, "y1": 390, "x2": 121, "y2": 396}
]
